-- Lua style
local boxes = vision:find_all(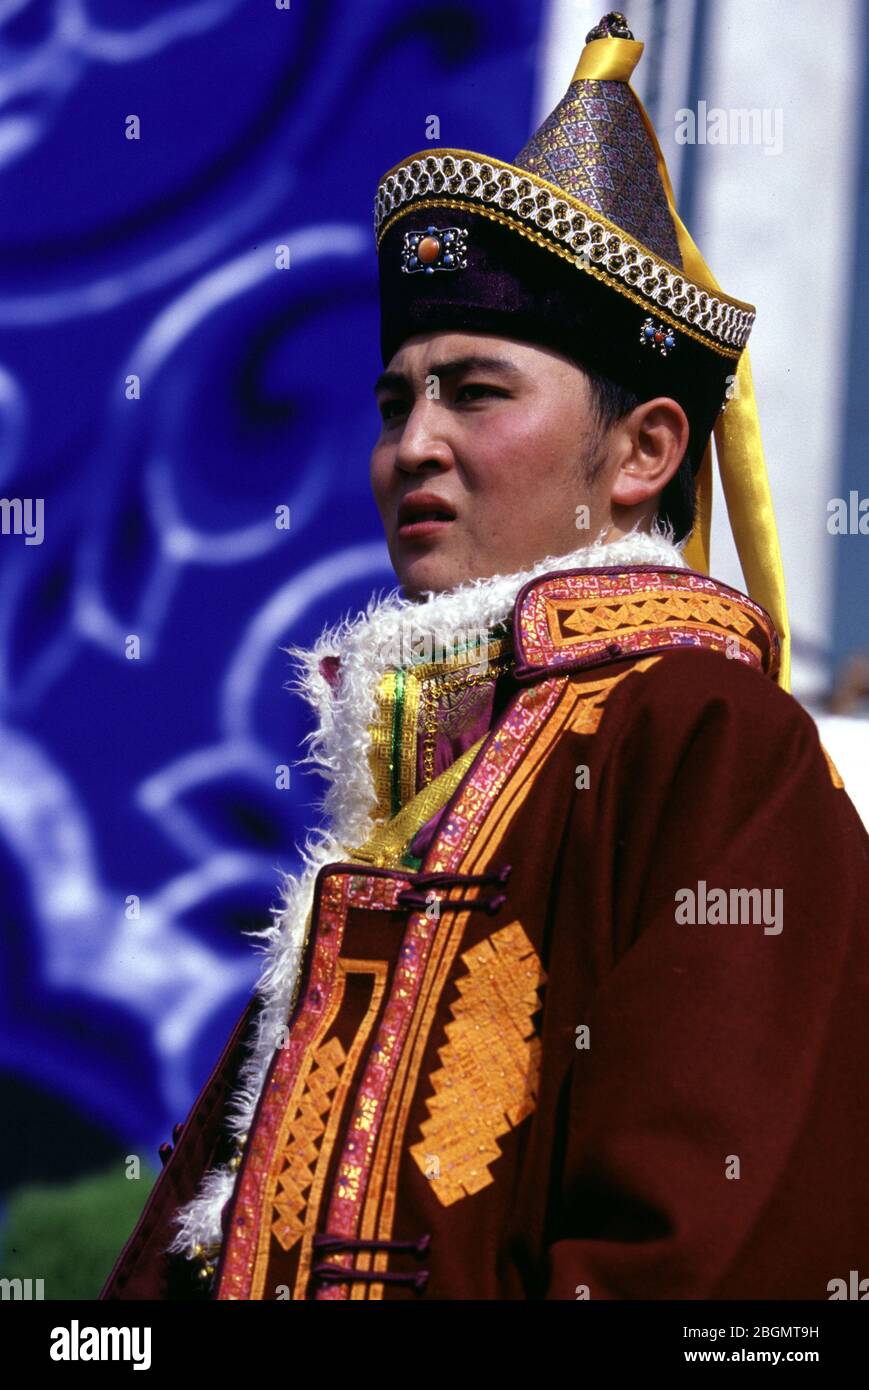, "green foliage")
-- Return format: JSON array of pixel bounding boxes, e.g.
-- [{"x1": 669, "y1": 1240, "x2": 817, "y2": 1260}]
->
[{"x1": 0, "y1": 1160, "x2": 158, "y2": 1300}]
